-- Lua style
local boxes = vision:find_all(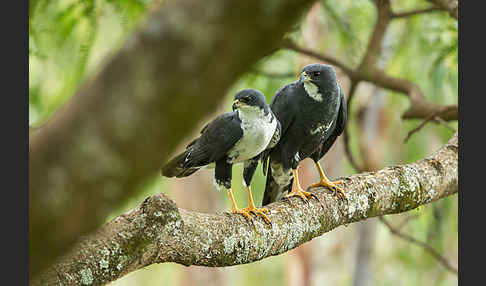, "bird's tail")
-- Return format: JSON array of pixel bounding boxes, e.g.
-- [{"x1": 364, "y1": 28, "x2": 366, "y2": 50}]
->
[
  {"x1": 262, "y1": 160, "x2": 293, "y2": 206},
  {"x1": 161, "y1": 150, "x2": 200, "y2": 178}
]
